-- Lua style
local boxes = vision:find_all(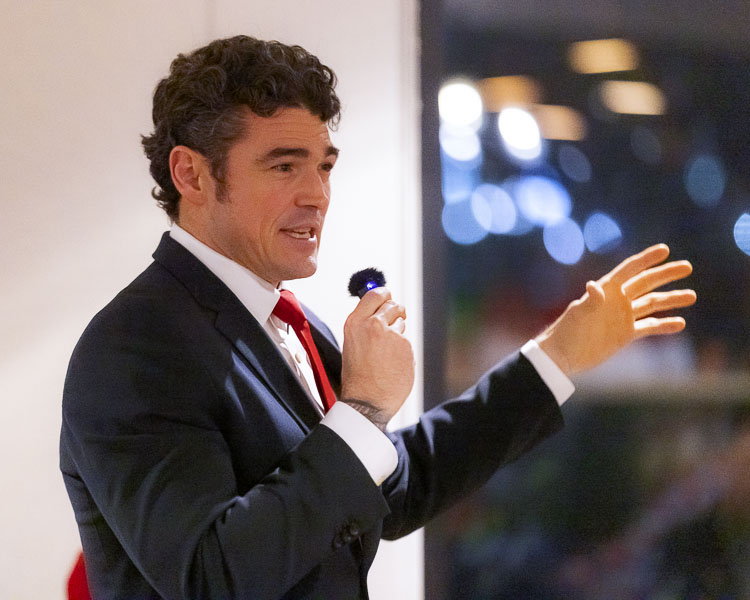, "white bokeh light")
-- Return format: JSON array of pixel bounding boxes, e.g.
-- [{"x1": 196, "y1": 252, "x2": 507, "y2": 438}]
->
[
  {"x1": 438, "y1": 80, "x2": 483, "y2": 130},
  {"x1": 497, "y1": 107, "x2": 542, "y2": 161}
]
